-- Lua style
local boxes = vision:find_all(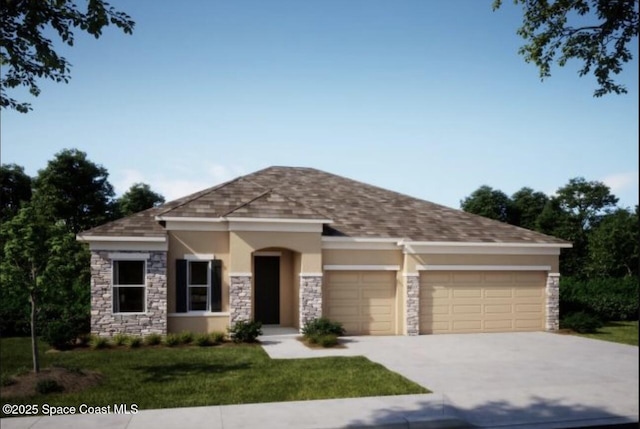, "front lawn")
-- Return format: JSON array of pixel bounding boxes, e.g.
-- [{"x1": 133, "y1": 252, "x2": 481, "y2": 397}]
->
[
  {"x1": 0, "y1": 337, "x2": 428, "y2": 414},
  {"x1": 574, "y1": 321, "x2": 638, "y2": 346}
]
